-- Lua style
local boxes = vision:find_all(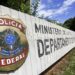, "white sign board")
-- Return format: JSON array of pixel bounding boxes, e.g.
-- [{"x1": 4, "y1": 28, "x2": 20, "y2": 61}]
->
[{"x1": 0, "y1": 5, "x2": 75, "y2": 75}]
